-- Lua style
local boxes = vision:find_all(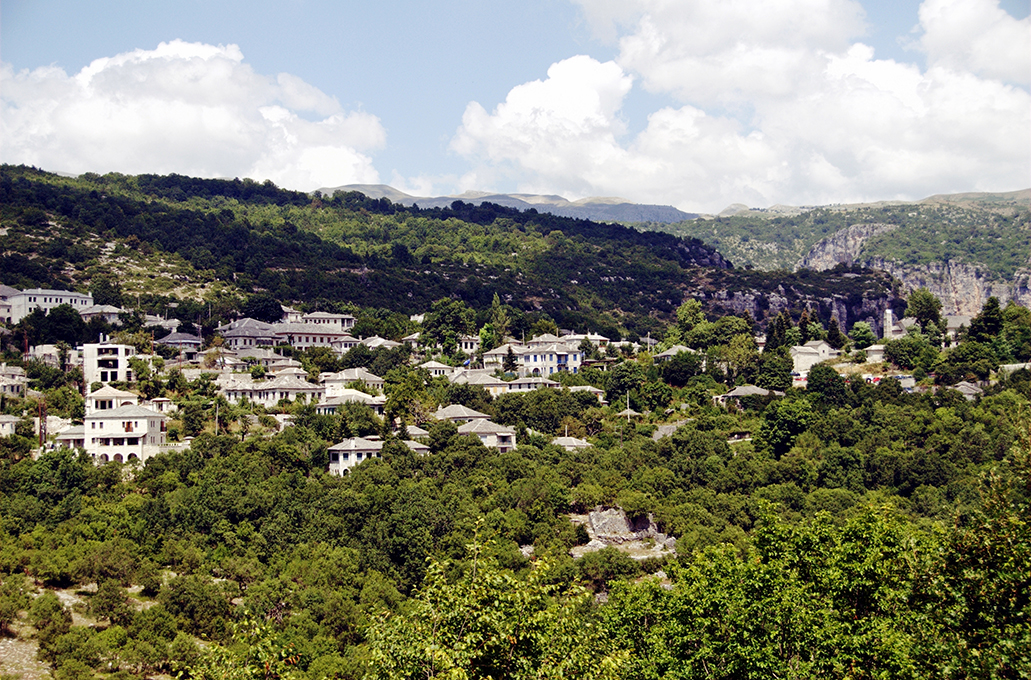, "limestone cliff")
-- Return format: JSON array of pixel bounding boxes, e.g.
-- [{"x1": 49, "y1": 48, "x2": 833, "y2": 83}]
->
[
  {"x1": 799, "y1": 224, "x2": 1031, "y2": 315},
  {"x1": 862, "y1": 259, "x2": 1031, "y2": 316},
  {"x1": 798, "y1": 223, "x2": 899, "y2": 270}
]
